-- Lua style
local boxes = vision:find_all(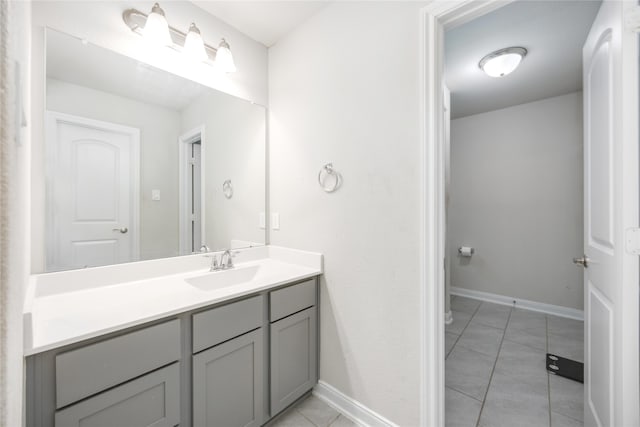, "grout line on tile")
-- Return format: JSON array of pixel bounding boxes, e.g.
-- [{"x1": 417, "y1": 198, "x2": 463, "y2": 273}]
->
[
  {"x1": 300, "y1": 403, "x2": 341, "y2": 427},
  {"x1": 446, "y1": 385, "x2": 484, "y2": 403},
  {"x1": 449, "y1": 300, "x2": 483, "y2": 356},
  {"x1": 474, "y1": 304, "x2": 513, "y2": 427}
]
